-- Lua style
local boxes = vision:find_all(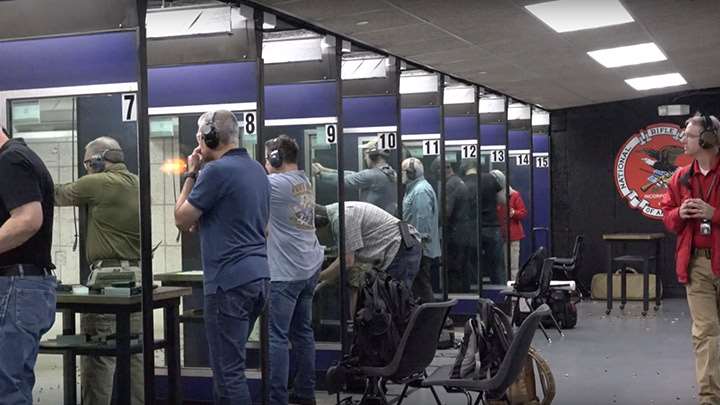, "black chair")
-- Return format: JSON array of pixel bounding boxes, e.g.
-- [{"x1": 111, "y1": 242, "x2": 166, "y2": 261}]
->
[
  {"x1": 348, "y1": 299, "x2": 457, "y2": 405},
  {"x1": 421, "y1": 304, "x2": 551, "y2": 405},
  {"x1": 502, "y1": 257, "x2": 563, "y2": 343},
  {"x1": 551, "y1": 234, "x2": 586, "y2": 297}
]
